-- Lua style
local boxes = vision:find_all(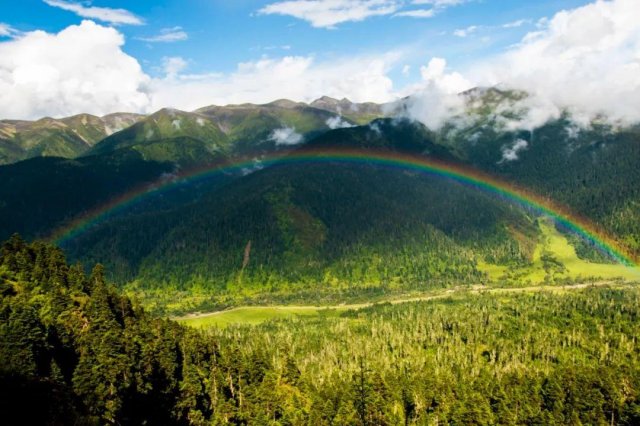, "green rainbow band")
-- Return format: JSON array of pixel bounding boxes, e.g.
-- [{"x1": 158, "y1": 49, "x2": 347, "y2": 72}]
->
[{"x1": 50, "y1": 148, "x2": 636, "y2": 266}]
